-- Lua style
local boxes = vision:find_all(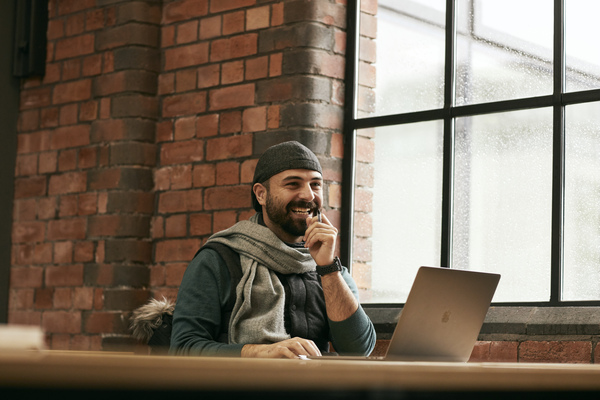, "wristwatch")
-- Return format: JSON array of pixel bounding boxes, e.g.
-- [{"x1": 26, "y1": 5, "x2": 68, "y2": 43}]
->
[{"x1": 316, "y1": 256, "x2": 343, "y2": 276}]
